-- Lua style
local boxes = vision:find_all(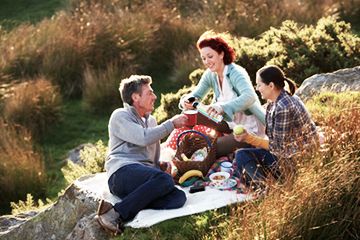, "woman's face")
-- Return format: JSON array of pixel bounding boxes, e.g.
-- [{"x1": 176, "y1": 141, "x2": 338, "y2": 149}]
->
[
  {"x1": 256, "y1": 75, "x2": 272, "y2": 100},
  {"x1": 199, "y1": 47, "x2": 224, "y2": 74}
]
